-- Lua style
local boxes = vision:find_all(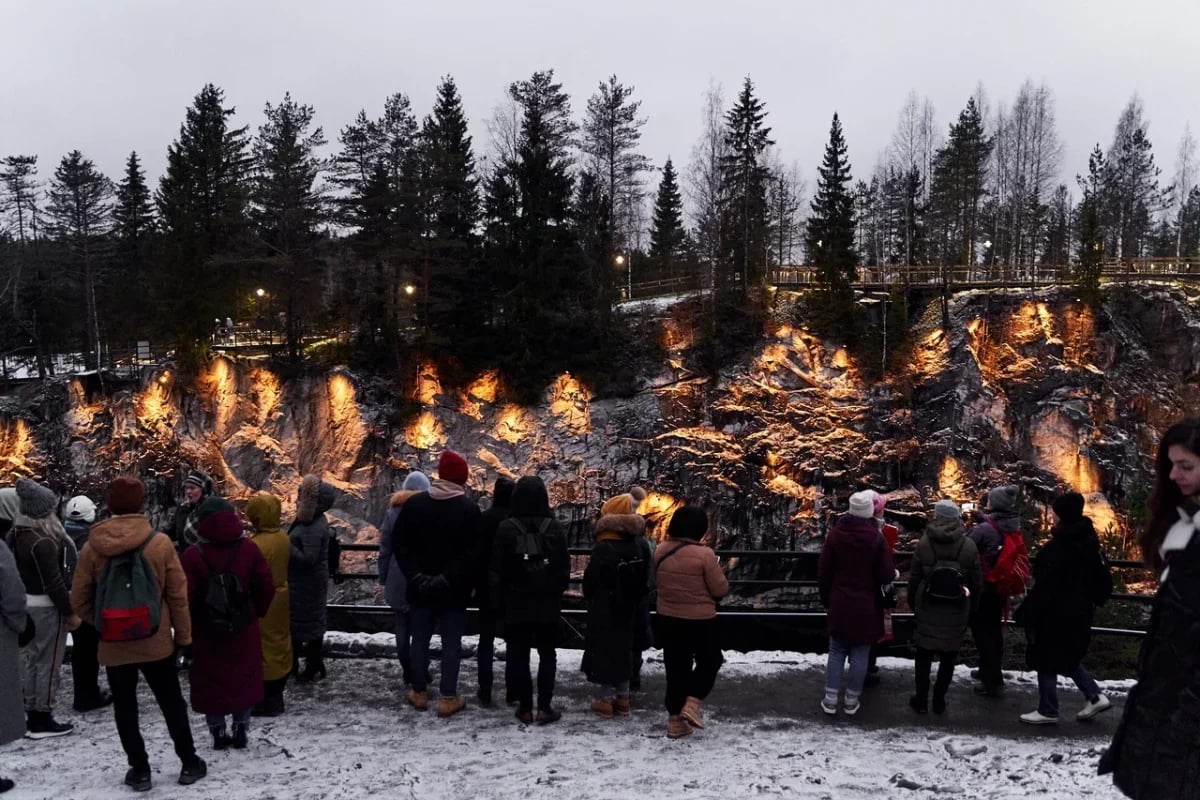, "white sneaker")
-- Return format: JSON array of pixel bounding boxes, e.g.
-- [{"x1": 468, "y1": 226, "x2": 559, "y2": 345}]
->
[
  {"x1": 1019, "y1": 710, "x2": 1059, "y2": 725},
  {"x1": 843, "y1": 695, "x2": 861, "y2": 716},
  {"x1": 820, "y1": 694, "x2": 839, "y2": 715},
  {"x1": 1076, "y1": 694, "x2": 1112, "y2": 721}
]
